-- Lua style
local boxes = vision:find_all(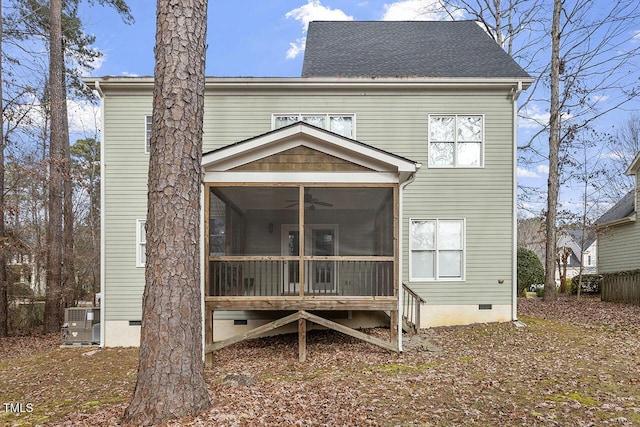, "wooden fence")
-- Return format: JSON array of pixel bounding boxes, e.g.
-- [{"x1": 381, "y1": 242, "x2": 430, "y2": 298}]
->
[{"x1": 601, "y1": 271, "x2": 640, "y2": 305}]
